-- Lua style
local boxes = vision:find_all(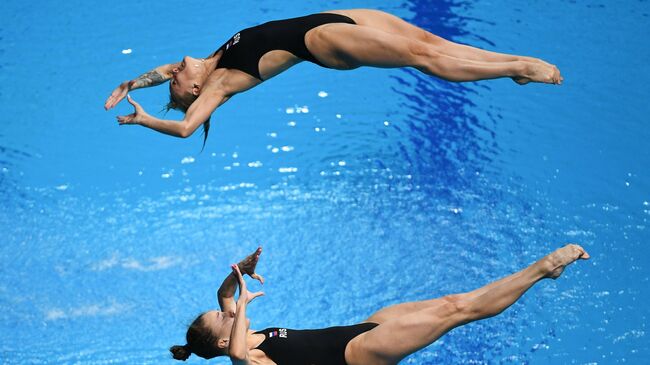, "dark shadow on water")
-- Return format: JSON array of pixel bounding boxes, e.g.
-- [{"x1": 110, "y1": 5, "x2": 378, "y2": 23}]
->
[{"x1": 0, "y1": 142, "x2": 33, "y2": 206}]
